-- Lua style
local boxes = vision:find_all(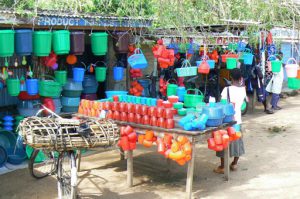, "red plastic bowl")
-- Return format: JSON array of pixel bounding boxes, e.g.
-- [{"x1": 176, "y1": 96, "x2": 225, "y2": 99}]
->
[
  {"x1": 163, "y1": 101, "x2": 172, "y2": 109},
  {"x1": 168, "y1": 96, "x2": 179, "y2": 103},
  {"x1": 18, "y1": 91, "x2": 40, "y2": 100}
]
